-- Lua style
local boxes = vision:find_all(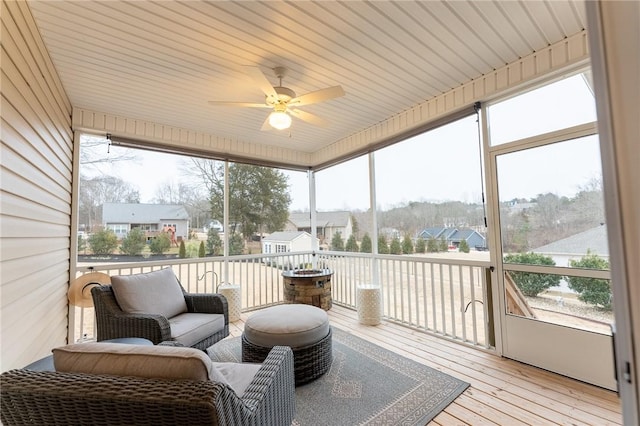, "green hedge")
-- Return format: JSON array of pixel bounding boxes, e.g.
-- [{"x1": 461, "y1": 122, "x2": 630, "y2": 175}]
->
[
  {"x1": 567, "y1": 252, "x2": 611, "y2": 310},
  {"x1": 504, "y1": 252, "x2": 560, "y2": 297}
]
